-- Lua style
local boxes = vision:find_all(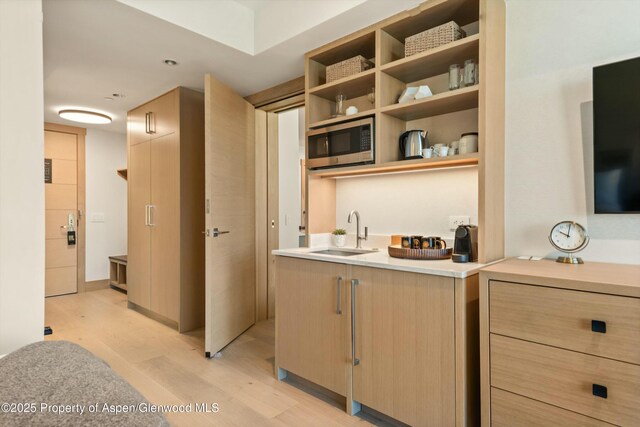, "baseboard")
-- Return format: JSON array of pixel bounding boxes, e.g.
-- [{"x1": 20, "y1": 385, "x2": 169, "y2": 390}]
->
[{"x1": 82, "y1": 279, "x2": 110, "y2": 292}]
